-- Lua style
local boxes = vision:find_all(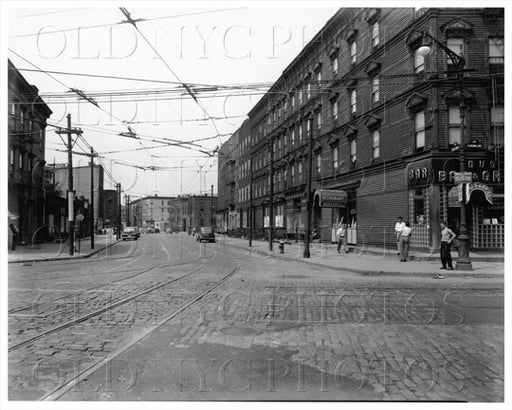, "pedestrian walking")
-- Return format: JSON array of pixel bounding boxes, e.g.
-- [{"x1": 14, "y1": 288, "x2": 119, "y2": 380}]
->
[
  {"x1": 399, "y1": 221, "x2": 412, "y2": 261},
  {"x1": 336, "y1": 223, "x2": 347, "y2": 253},
  {"x1": 439, "y1": 221, "x2": 456, "y2": 271},
  {"x1": 394, "y1": 216, "x2": 405, "y2": 256},
  {"x1": 9, "y1": 223, "x2": 19, "y2": 251}
]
